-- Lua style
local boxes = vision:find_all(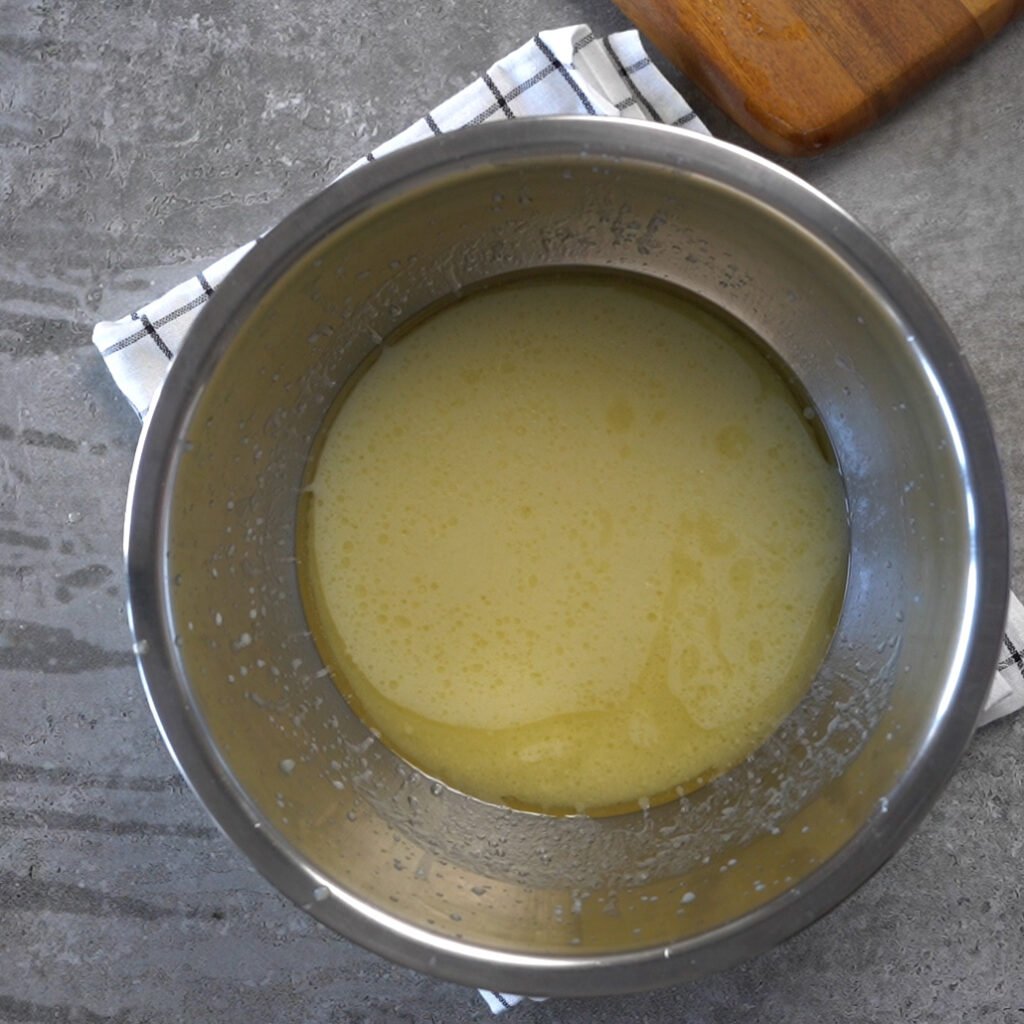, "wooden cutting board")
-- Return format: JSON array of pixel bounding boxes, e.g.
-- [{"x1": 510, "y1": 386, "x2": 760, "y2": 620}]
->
[{"x1": 611, "y1": 0, "x2": 1023, "y2": 154}]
